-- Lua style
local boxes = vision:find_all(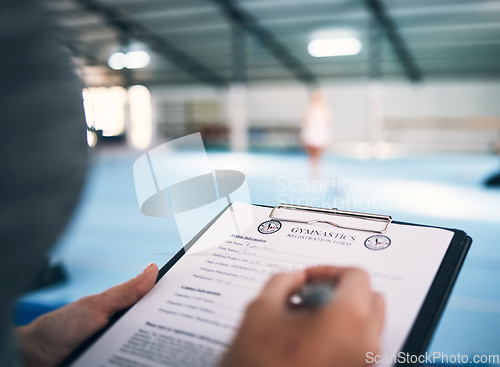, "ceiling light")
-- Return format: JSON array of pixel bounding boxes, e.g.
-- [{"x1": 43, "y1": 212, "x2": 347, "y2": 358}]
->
[
  {"x1": 307, "y1": 37, "x2": 361, "y2": 57},
  {"x1": 107, "y1": 51, "x2": 151, "y2": 70},
  {"x1": 126, "y1": 51, "x2": 150, "y2": 69},
  {"x1": 108, "y1": 52, "x2": 127, "y2": 70}
]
